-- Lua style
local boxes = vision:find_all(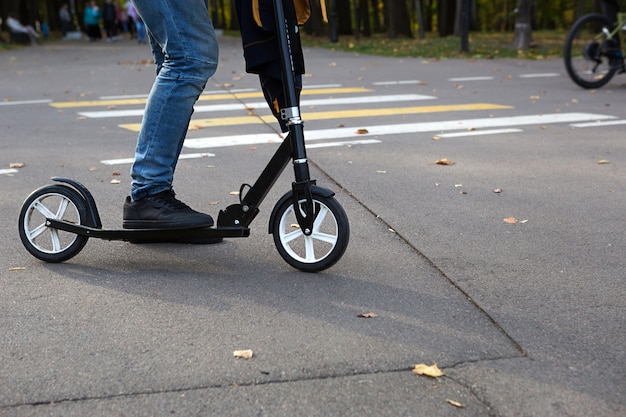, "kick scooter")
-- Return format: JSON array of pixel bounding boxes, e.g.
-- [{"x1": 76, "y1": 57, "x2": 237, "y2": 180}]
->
[{"x1": 18, "y1": 0, "x2": 349, "y2": 273}]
